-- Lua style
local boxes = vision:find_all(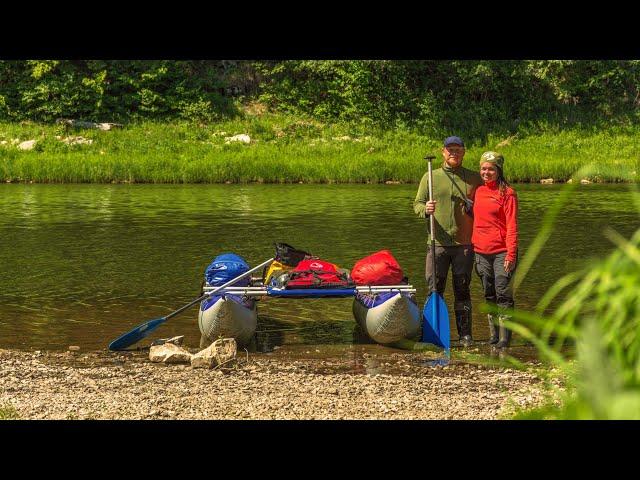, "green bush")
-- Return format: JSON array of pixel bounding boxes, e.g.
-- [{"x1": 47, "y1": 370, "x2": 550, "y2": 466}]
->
[{"x1": 2, "y1": 60, "x2": 640, "y2": 140}]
